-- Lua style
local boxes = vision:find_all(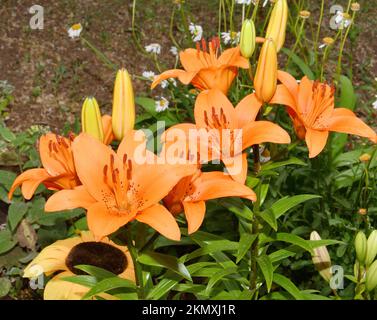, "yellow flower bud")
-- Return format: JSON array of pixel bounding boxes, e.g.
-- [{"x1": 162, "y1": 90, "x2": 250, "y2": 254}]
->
[
  {"x1": 359, "y1": 153, "x2": 371, "y2": 163},
  {"x1": 365, "y1": 230, "x2": 377, "y2": 266},
  {"x1": 254, "y1": 38, "x2": 277, "y2": 103},
  {"x1": 358, "y1": 208, "x2": 367, "y2": 216},
  {"x1": 355, "y1": 231, "x2": 367, "y2": 264},
  {"x1": 112, "y1": 69, "x2": 136, "y2": 141},
  {"x1": 265, "y1": 0, "x2": 288, "y2": 52},
  {"x1": 310, "y1": 231, "x2": 332, "y2": 282},
  {"x1": 351, "y1": 2, "x2": 360, "y2": 12},
  {"x1": 366, "y1": 260, "x2": 377, "y2": 292},
  {"x1": 299, "y1": 10, "x2": 311, "y2": 19},
  {"x1": 240, "y1": 19, "x2": 256, "y2": 59},
  {"x1": 323, "y1": 37, "x2": 335, "y2": 46},
  {"x1": 81, "y1": 97, "x2": 104, "y2": 142}
]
